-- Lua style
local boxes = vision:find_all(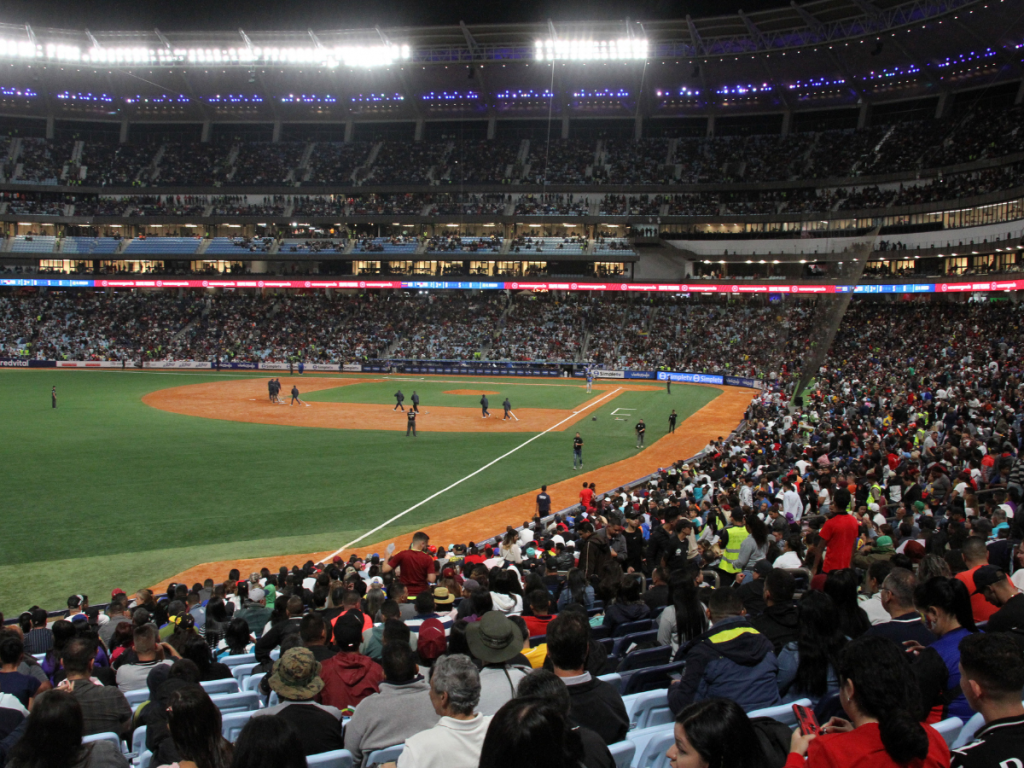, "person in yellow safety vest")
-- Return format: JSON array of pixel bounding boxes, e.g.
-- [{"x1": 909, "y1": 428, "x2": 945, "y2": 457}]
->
[
  {"x1": 869, "y1": 482, "x2": 884, "y2": 509},
  {"x1": 717, "y1": 507, "x2": 749, "y2": 584}
]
